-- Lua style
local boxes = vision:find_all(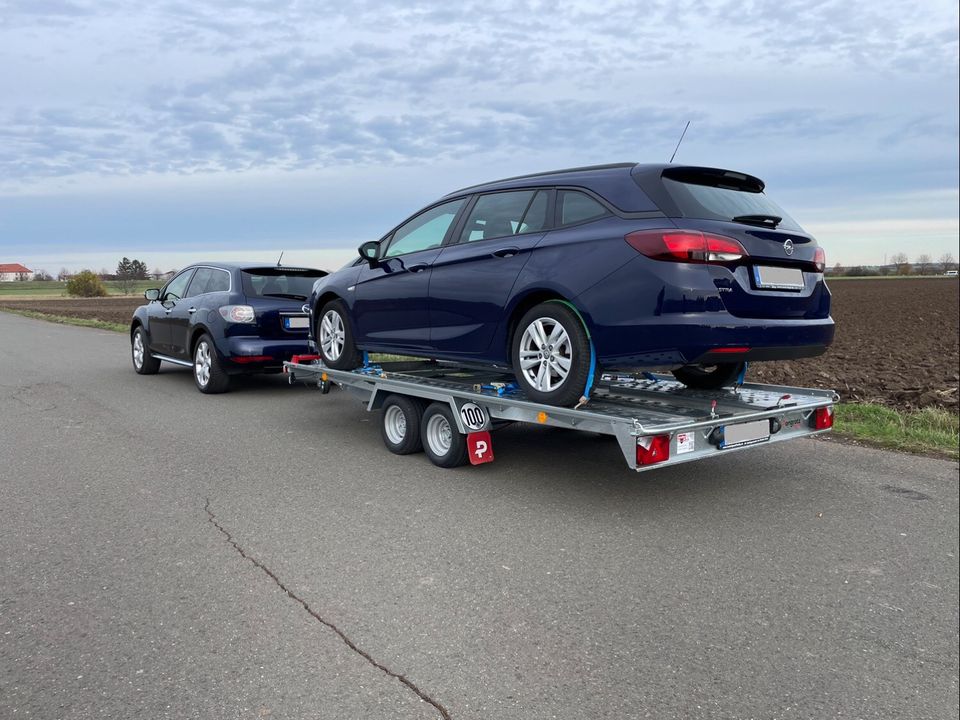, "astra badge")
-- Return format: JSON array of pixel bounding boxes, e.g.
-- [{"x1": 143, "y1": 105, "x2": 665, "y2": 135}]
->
[{"x1": 783, "y1": 239, "x2": 794, "y2": 255}]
